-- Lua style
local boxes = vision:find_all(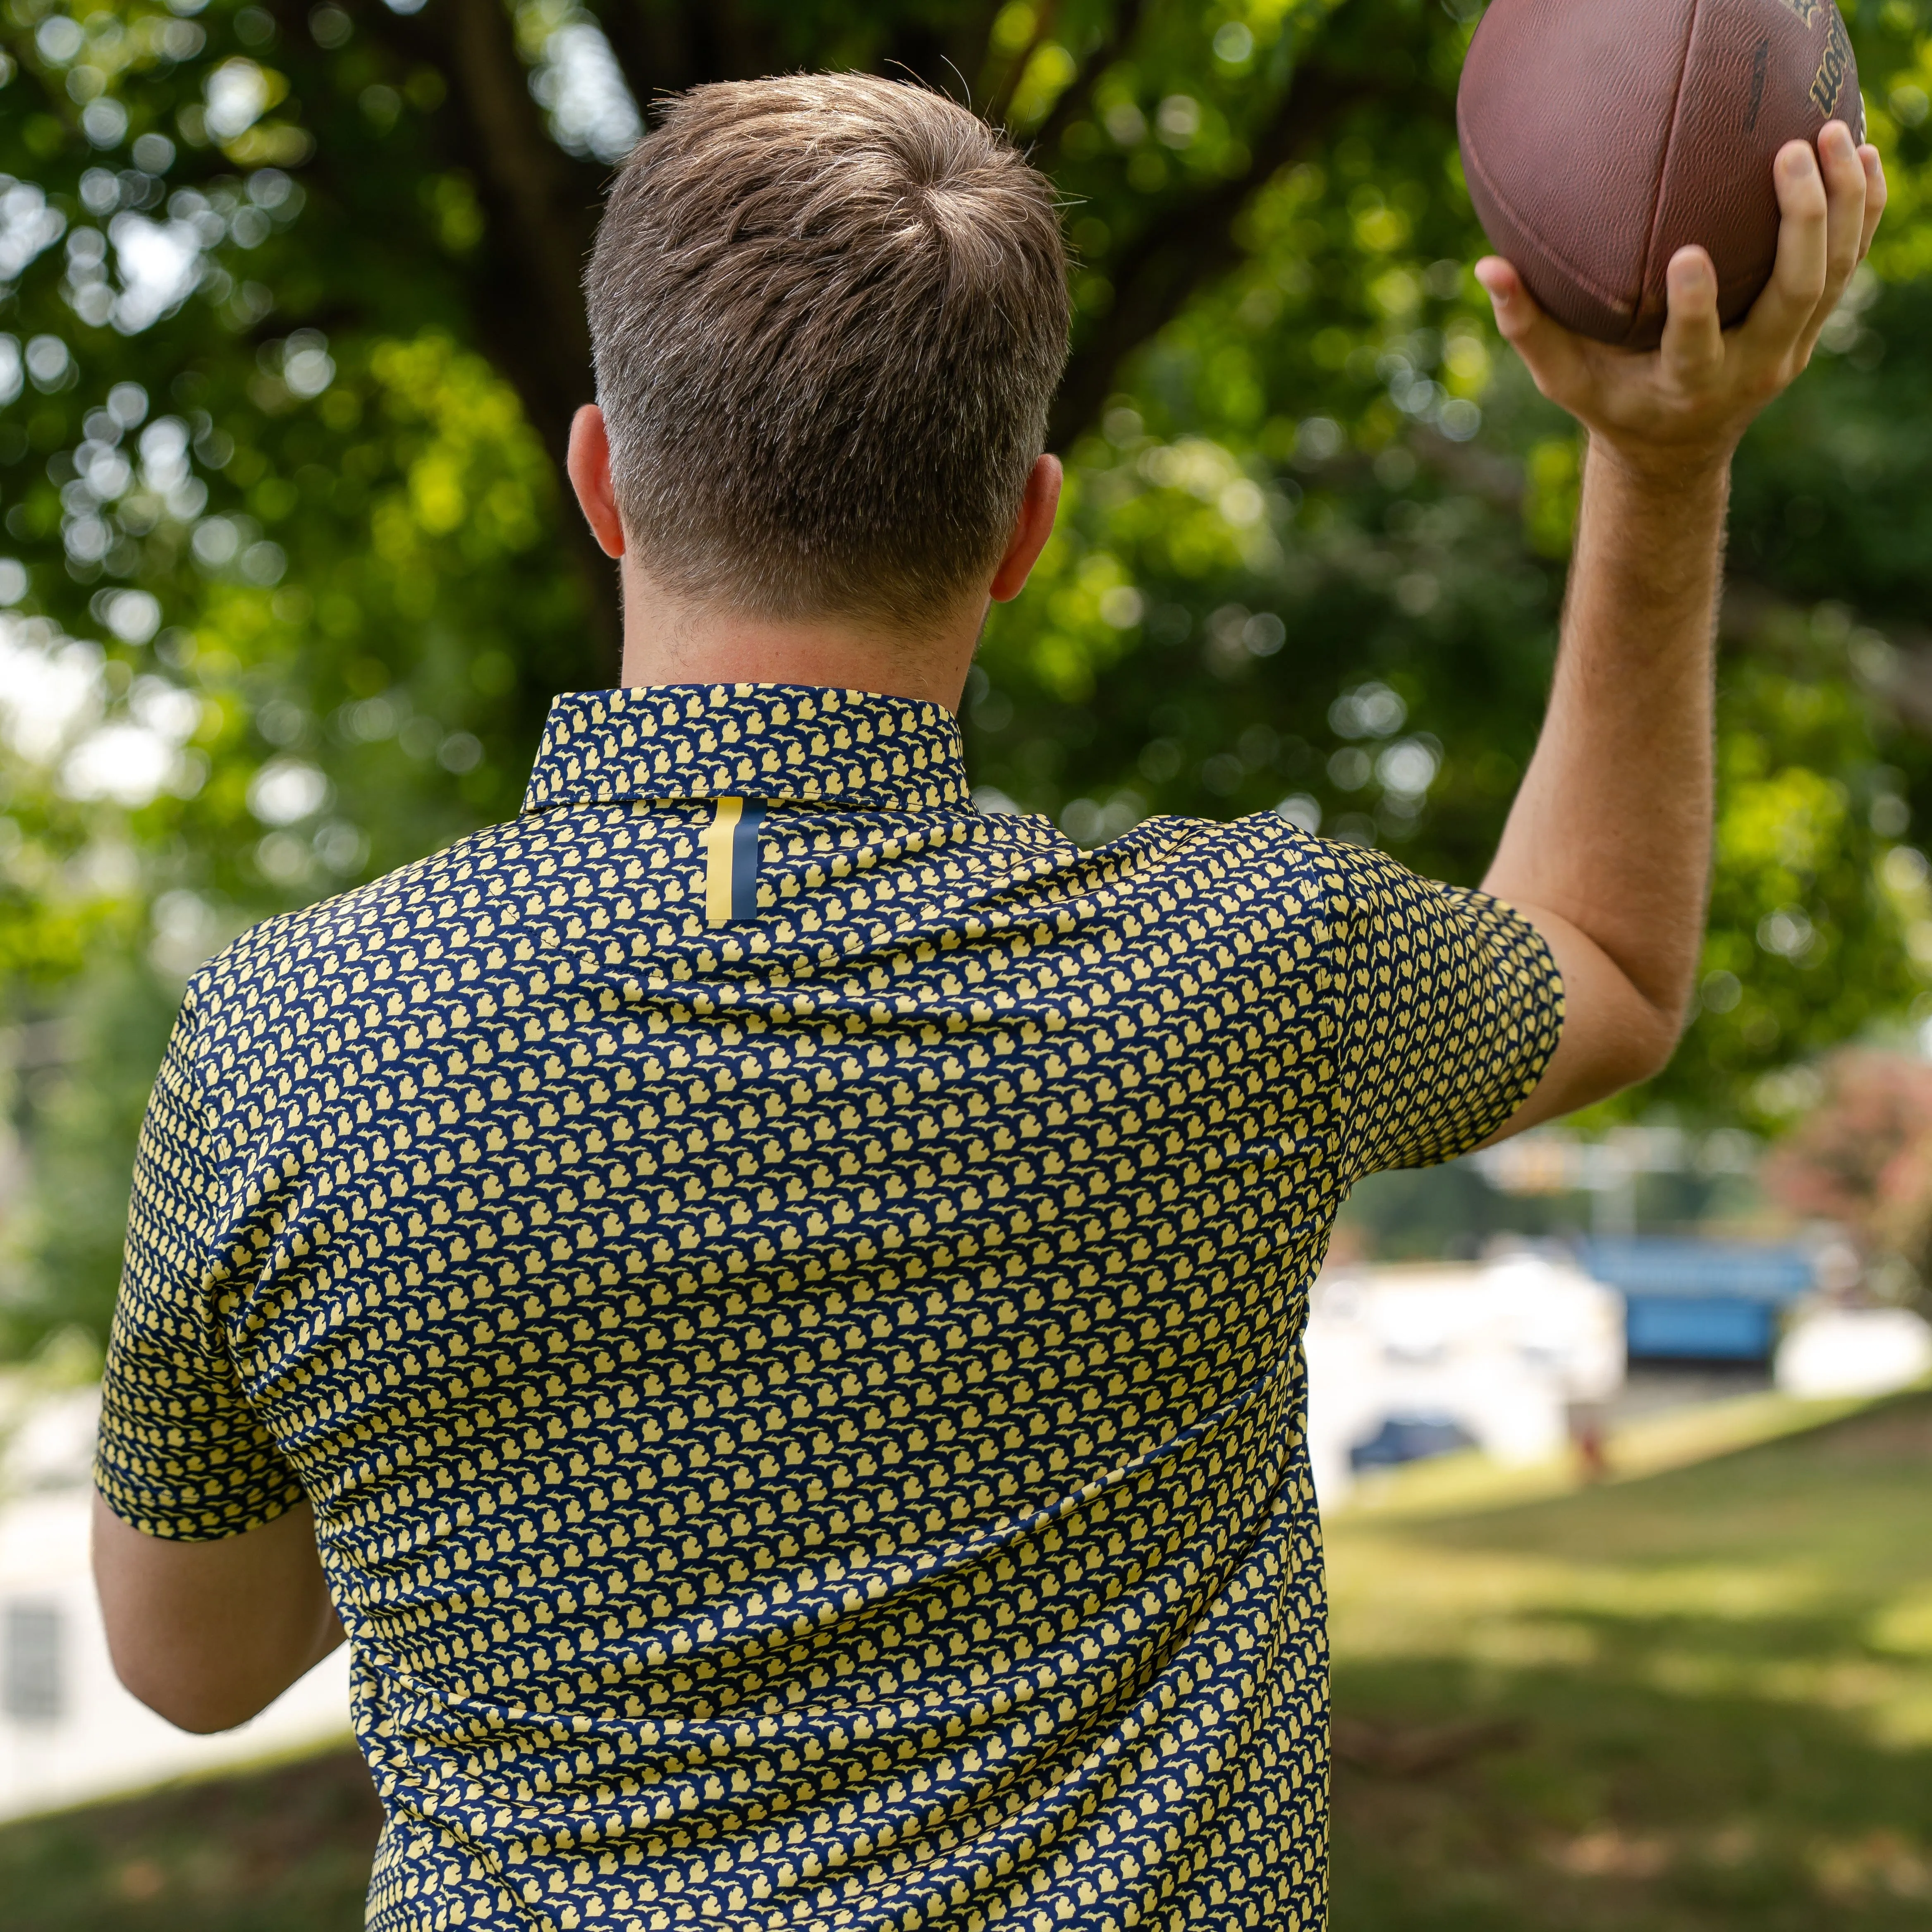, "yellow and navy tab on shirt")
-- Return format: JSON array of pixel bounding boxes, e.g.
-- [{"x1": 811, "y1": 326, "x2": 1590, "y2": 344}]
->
[
  {"x1": 97, "y1": 684, "x2": 1562, "y2": 1932},
  {"x1": 701, "y1": 795, "x2": 765, "y2": 926}
]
